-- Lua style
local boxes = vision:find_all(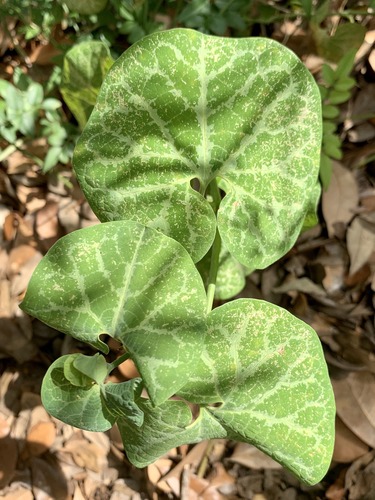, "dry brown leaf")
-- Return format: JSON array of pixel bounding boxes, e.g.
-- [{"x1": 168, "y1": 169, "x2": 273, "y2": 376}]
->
[
  {"x1": 26, "y1": 421, "x2": 56, "y2": 457},
  {"x1": 7, "y1": 245, "x2": 39, "y2": 277},
  {"x1": 0, "y1": 486, "x2": 34, "y2": 500},
  {"x1": 29, "y1": 41, "x2": 62, "y2": 65},
  {"x1": 322, "y1": 162, "x2": 358, "y2": 238},
  {"x1": 157, "y1": 441, "x2": 208, "y2": 495},
  {"x1": 273, "y1": 277, "x2": 326, "y2": 297},
  {"x1": 345, "y1": 450, "x2": 375, "y2": 500},
  {"x1": 16, "y1": 185, "x2": 45, "y2": 213},
  {"x1": 229, "y1": 443, "x2": 282, "y2": 470},
  {"x1": 63, "y1": 439, "x2": 107, "y2": 472},
  {"x1": 9, "y1": 250, "x2": 42, "y2": 297},
  {"x1": 35, "y1": 201, "x2": 60, "y2": 251},
  {"x1": 118, "y1": 358, "x2": 140, "y2": 380},
  {"x1": 333, "y1": 416, "x2": 369, "y2": 463},
  {"x1": 0, "y1": 435, "x2": 17, "y2": 489},
  {"x1": 347, "y1": 217, "x2": 375, "y2": 275},
  {"x1": 30, "y1": 456, "x2": 68, "y2": 500},
  {"x1": 332, "y1": 372, "x2": 375, "y2": 448}
]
